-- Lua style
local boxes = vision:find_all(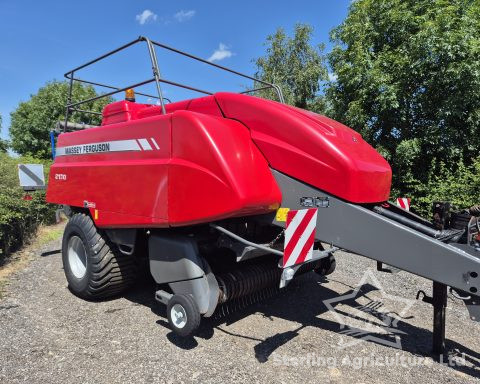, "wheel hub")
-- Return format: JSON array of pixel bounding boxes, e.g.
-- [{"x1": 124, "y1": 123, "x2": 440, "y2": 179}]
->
[
  {"x1": 170, "y1": 303, "x2": 188, "y2": 329},
  {"x1": 67, "y1": 236, "x2": 87, "y2": 279}
]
